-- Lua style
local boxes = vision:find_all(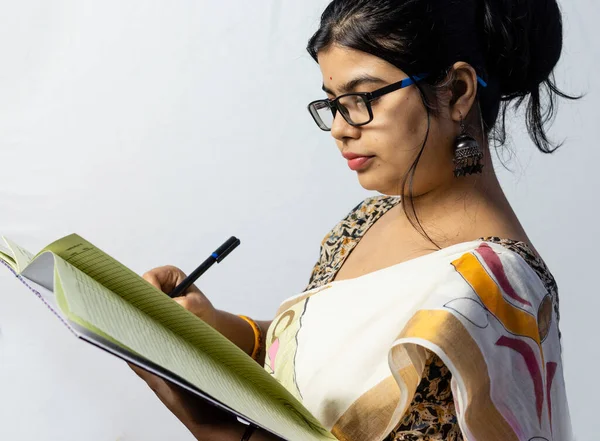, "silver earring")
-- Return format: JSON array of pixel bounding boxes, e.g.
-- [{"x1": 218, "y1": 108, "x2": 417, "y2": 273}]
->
[{"x1": 453, "y1": 112, "x2": 484, "y2": 177}]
